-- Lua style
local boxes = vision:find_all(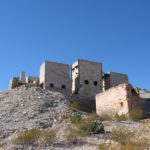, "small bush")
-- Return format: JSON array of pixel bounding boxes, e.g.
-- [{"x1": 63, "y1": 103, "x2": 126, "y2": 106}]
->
[
  {"x1": 66, "y1": 113, "x2": 104, "y2": 143},
  {"x1": 97, "y1": 143, "x2": 110, "y2": 150},
  {"x1": 76, "y1": 113, "x2": 104, "y2": 135},
  {"x1": 13, "y1": 128, "x2": 56, "y2": 146},
  {"x1": 109, "y1": 126, "x2": 149, "y2": 150},
  {"x1": 13, "y1": 129, "x2": 41, "y2": 145},
  {"x1": 99, "y1": 113, "x2": 113, "y2": 121},
  {"x1": 129, "y1": 108, "x2": 143, "y2": 121},
  {"x1": 69, "y1": 112, "x2": 82, "y2": 124},
  {"x1": 114, "y1": 114, "x2": 128, "y2": 121},
  {"x1": 66, "y1": 127, "x2": 83, "y2": 144},
  {"x1": 67, "y1": 101, "x2": 80, "y2": 110},
  {"x1": 109, "y1": 126, "x2": 135, "y2": 145},
  {"x1": 39, "y1": 129, "x2": 56, "y2": 145}
]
